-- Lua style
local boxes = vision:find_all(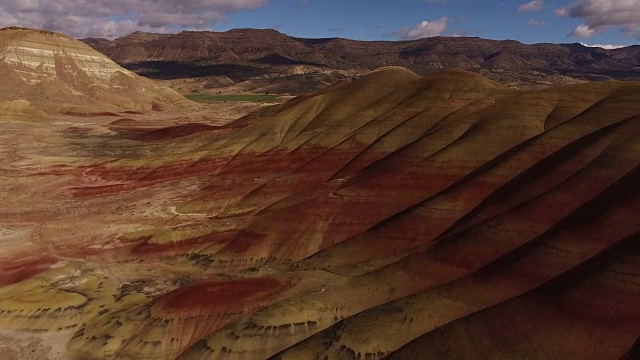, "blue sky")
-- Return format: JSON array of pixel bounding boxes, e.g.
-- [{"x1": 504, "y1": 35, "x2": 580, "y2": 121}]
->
[
  {"x1": 214, "y1": 0, "x2": 639, "y2": 47},
  {"x1": 1, "y1": 0, "x2": 639, "y2": 47}
]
